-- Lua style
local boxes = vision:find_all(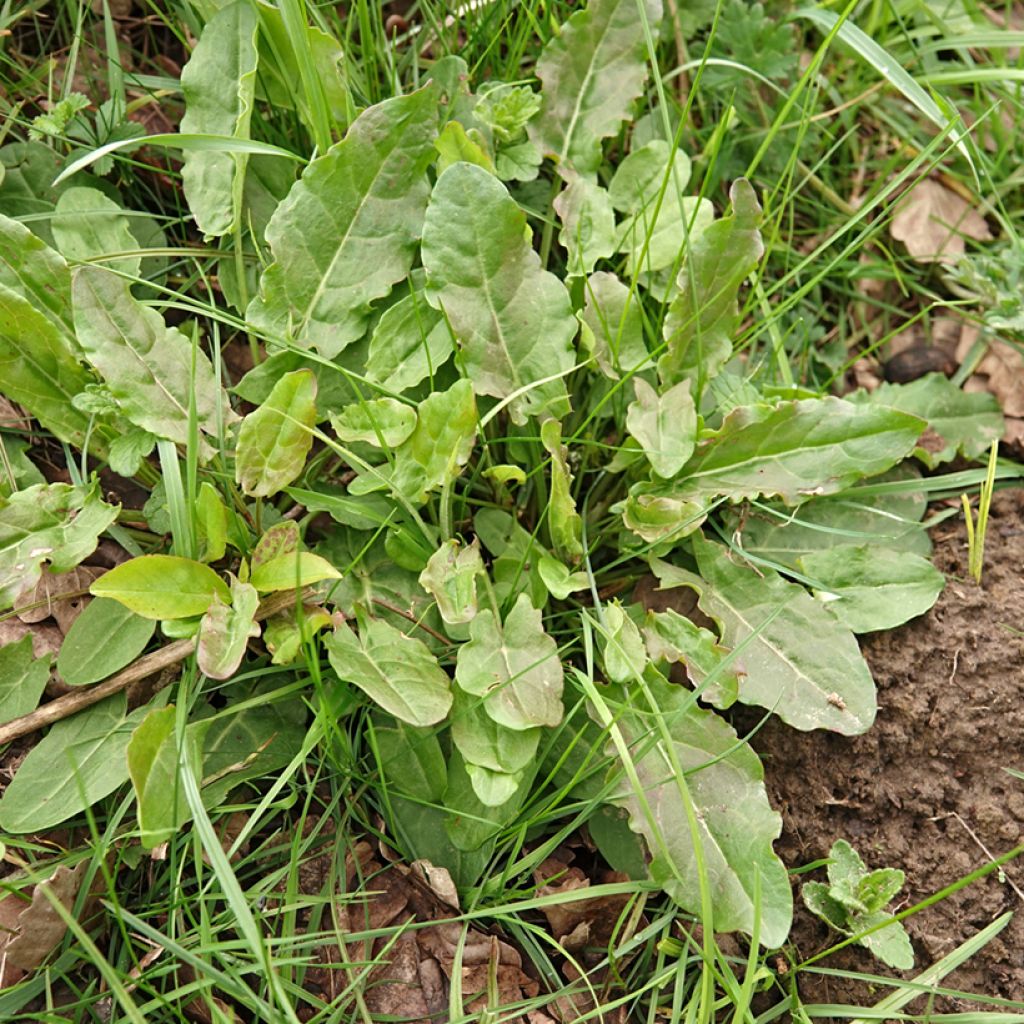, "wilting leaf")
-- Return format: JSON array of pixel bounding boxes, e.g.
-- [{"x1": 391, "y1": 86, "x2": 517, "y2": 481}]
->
[
  {"x1": 198, "y1": 577, "x2": 260, "y2": 679},
  {"x1": 540, "y1": 419, "x2": 583, "y2": 562},
  {"x1": 659, "y1": 179, "x2": 764, "y2": 387},
  {"x1": 554, "y1": 174, "x2": 617, "y2": 276},
  {"x1": 418, "y1": 539, "x2": 484, "y2": 626},
  {"x1": 799, "y1": 546, "x2": 944, "y2": 634},
  {"x1": 529, "y1": 0, "x2": 663, "y2": 176},
  {"x1": 263, "y1": 603, "x2": 331, "y2": 664},
  {"x1": 72, "y1": 266, "x2": 233, "y2": 446},
  {"x1": 422, "y1": 163, "x2": 577, "y2": 424},
  {"x1": 626, "y1": 378, "x2": 696, "y2": 478},
  {"x1": 249, "y1": 551, "x2": 340, "y2": 592},
  {"x1": 325, "y1": 615, "x2": 452, "y2": 726},
  {"x1": 331, "y1": 397, "x2": 416, "y2": 447},
  {"x1": 179, "y1": 1, "x2": 260, "y2": 237},
  {"x1": 0, "y1": 636, "x2": 50, "y2": 723},
  {"x1": 580, "y1": 271, "x2": 649, "y2": 378},
  {"x1": 236, "y1": 368, "x2": 317, "y2": 497},
  {"x1": 653, "y1": 534, "x2": 876, "y2": 734},
  {"x1": 604, "y1": 672, "x2": 792, "y2": 946},
  {"x1": 52, "y1": 187, "x2": 141, "y2": 277},
  {"x1": 0, "y1": 482, "x2": 117, "y2": 610},
  {"x1": 248, "y1": 85, "x2": 439, "y2": 356},
  {"x1": 456, "y1": 593, "x2": 563, "y2": 729},
  {"x1": 57, "y1": 597, "x2": 156, "y2": 686},
  {"x1": 91, "y1": 554, "x2": 230, "y2": 620}
]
